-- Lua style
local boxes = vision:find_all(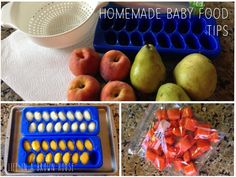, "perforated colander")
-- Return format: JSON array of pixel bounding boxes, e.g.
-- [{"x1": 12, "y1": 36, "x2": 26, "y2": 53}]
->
[{"x1": 1, "y1": 1, "x2": 107, "y2": 48}]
